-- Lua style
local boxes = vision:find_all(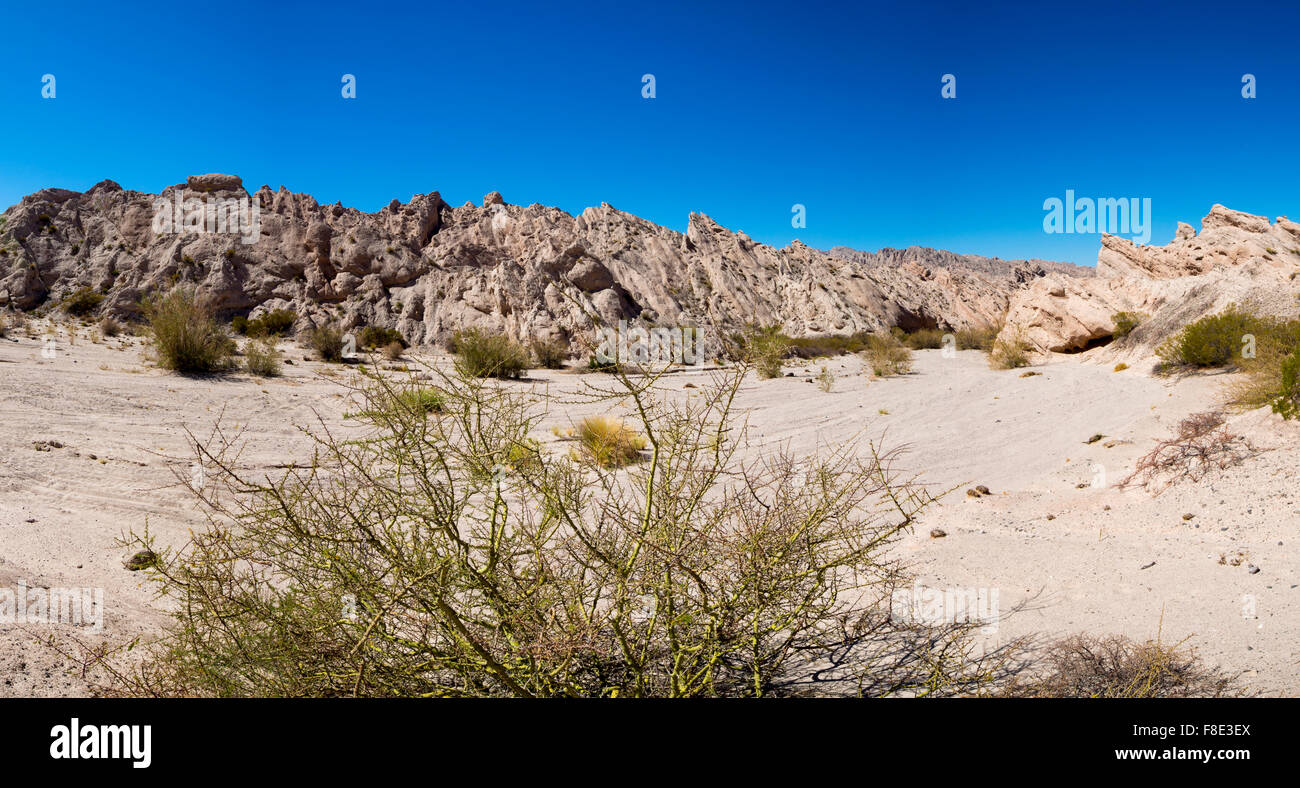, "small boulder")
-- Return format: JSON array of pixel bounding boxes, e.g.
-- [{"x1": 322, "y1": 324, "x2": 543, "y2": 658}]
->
[
  {"x1": 124, "y1": 550, "x2": 159, "y2": 571},
  {"x1": 186, "y1": 173, "x2": 244, "y2": 193},
  {"x1": 567, "y1": 257, "x2": 615, "y2": 292}
]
